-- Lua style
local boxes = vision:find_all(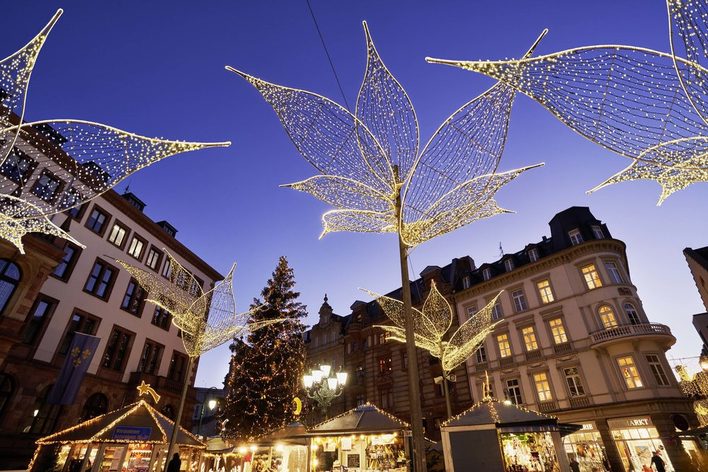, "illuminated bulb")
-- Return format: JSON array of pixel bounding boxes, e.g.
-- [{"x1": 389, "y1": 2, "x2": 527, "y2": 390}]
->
[
  {"x1": 327, "y1": 377, "x2": 338, "y2": 390},
  {"x1": 303, "y1": 375, "x2": 314, "y2": 388},
  {"x1": 319, "y1": 364, "x2": 332, "y2": 377},
  {"x1": 312, "y1": 370, "x2": 323, "y2": 382},
  {"x1": 336, "y1": 372, "x2": 348, "y2": 385}
]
